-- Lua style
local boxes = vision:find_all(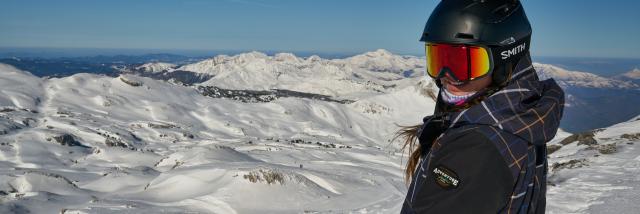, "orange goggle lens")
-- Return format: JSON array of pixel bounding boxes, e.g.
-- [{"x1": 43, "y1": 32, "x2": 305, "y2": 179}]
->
[{"x1": 425, "y1": 43, "x2": 491, "y2": 81}]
